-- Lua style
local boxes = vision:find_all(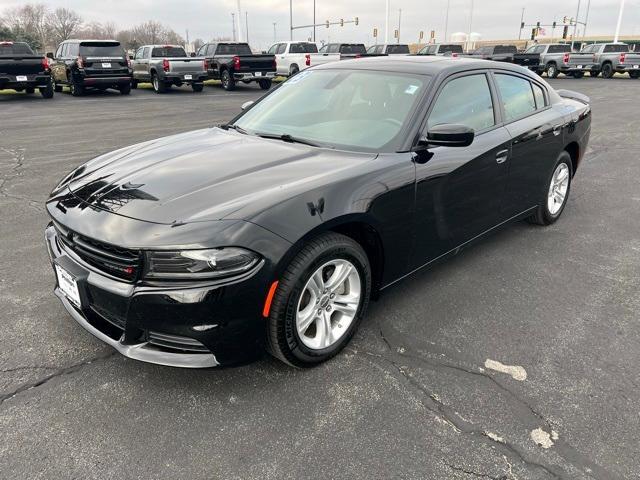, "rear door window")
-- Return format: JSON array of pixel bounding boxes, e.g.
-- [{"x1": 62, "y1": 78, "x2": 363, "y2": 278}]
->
[
  {"x1": 603, "y1": 44, "x2": 628, "y2": 53},
  {"x1": 428, "y1": 74, "x2": 495, "y2": 131},
  {"x1": 276, "y1": 43, "x2": 286, "y2": 54},
  {"x1": 532, "y1": 83, "x2": 546, "y2": 109},
  {"x1": 495, "y1": 74, "x2": 536, "y2": 121}
]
